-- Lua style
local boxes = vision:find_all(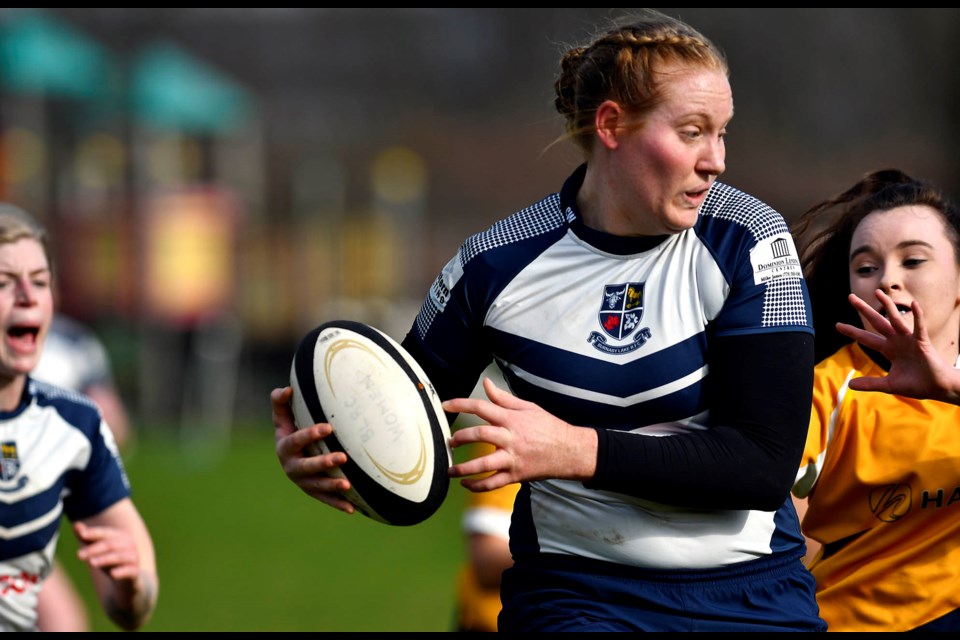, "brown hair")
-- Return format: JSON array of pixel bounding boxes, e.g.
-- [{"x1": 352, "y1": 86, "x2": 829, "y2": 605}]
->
[
  {"x1": 793, "y1": 168, "x2": 960, "y2": 362},
  {"x1": 0, "y1": 203, "x2": 51, "y2": 271},
  {"x1": 553, "y1": 10, "x2": 729, "y2": 154}
]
